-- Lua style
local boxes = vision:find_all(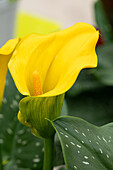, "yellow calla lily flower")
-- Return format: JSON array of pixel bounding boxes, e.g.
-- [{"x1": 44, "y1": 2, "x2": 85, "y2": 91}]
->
[
  {"x1": 0, "y1": 38, "x2": 20, "y2": 105},
  {"x1": 7, "y1": 22, "x2": 99, "y2": 138},
  {"x1": 8, "y1": 23, "x2": 99, "y2": 98}
]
